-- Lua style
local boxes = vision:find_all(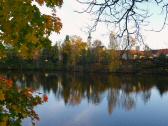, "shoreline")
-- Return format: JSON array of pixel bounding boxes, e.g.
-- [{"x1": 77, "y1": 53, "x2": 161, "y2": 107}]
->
[{"x1": 0, "y1": 67, "x2": 168, "y2": 75}]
